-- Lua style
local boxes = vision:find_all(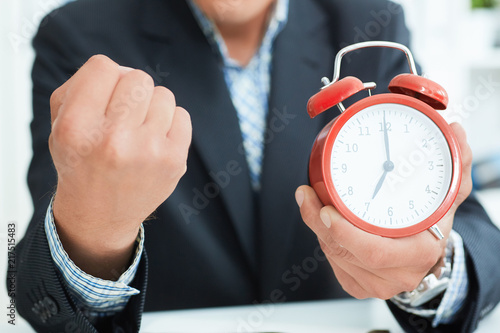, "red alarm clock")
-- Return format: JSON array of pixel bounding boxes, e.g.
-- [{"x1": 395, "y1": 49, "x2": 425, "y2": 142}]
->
[{"x1": 308, "y1": 41, "x2": 461, "y2": 239}]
